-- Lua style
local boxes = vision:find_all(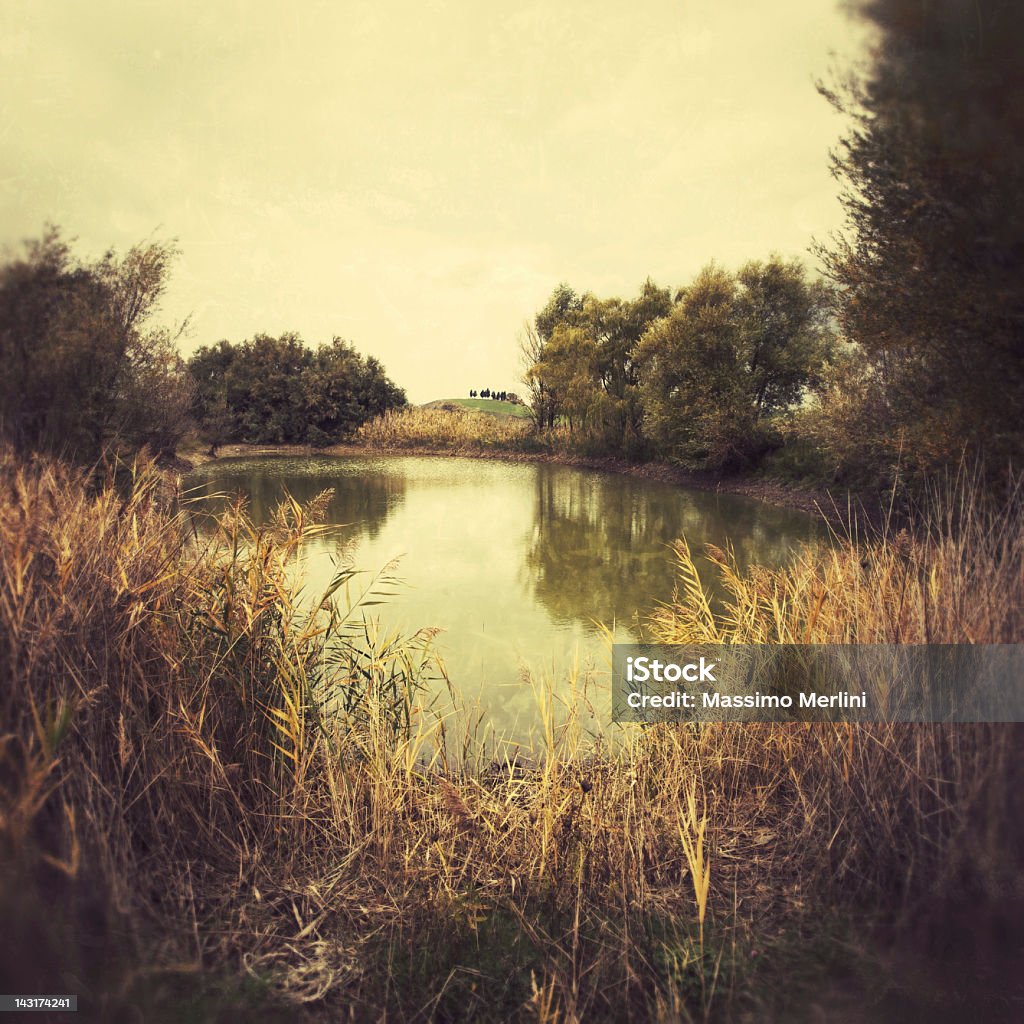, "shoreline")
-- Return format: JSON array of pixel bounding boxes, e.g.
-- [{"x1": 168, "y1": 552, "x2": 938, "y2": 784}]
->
[{"x1": 176, "y1": 441, "x2": 873, "y2": 530}]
